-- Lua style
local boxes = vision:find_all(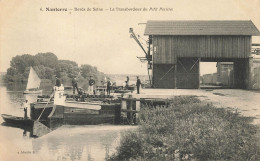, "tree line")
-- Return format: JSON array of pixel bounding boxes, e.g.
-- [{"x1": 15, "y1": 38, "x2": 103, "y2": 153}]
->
[{"x1": 4, "y1": 52, "x2": 106, "y2": 87}]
